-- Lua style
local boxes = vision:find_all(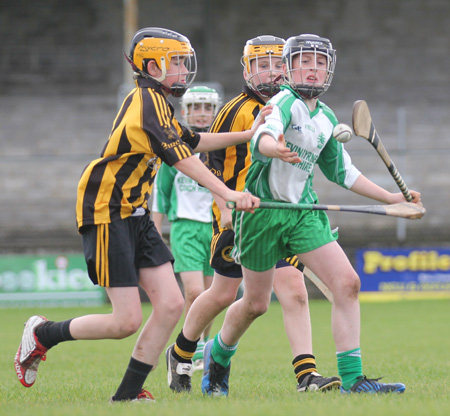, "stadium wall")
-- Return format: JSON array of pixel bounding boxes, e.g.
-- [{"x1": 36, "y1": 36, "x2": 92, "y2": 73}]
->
[{"x1": 0, "y1": 0, "x2": 449, "y2": 253}]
